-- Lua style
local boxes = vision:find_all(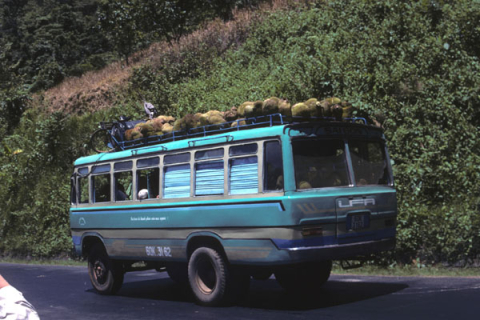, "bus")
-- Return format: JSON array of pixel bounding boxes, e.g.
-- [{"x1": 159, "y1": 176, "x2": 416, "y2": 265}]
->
[{"x1": 70, "y1": 117, "x2": 397, "y2": 306}]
